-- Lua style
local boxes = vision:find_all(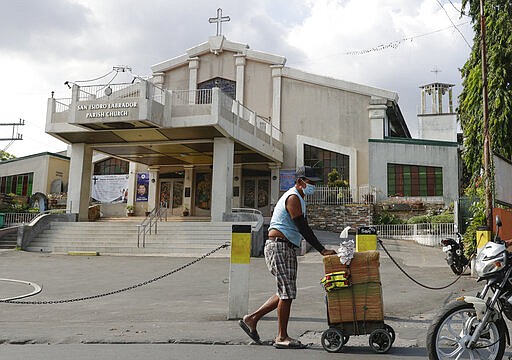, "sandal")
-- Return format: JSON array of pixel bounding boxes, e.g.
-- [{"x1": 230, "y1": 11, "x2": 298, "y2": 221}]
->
[
  {"x1": 273, "y1": 338, "x2": 308, "y2": 349},
  {"x1": 238, "y1": 319, "x2": 261, "y2": 344}
]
